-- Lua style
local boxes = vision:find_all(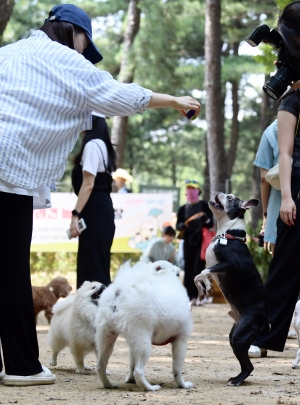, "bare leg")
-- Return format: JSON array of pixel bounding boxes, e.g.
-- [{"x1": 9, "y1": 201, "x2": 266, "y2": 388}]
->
[
  {"x1": 171, "y1": 335, "x2": 193, "y2": 388},
  {"x1": 96, "y1": 327, "x2": 118, "y2": 388}
]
